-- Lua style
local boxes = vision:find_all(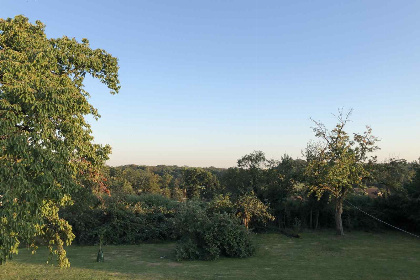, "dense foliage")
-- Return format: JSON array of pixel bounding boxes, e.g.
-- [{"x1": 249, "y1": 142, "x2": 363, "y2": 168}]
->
[
  {"x1": 91, "y1": 152, "x2": 420, "y2": 239},
  {"x1": 305, "y1": 110, "x2": 379, "y2": 235},
  {"x1": 62, "y1": 194, "x2": 178, "y2": 245},
  {"x1": 174, "y1": 201, "x2": 255, "y2": 260},
  {"x1": 0, "y1": 15, "x2": 119, "y2": 266}
]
